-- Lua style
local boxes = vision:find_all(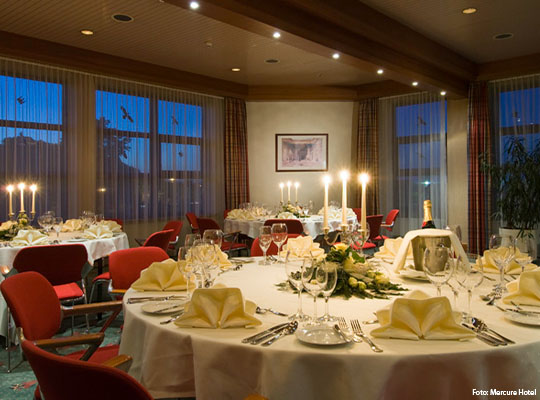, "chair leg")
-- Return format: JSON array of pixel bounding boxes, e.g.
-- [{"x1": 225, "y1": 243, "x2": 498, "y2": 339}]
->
[{"x1": 6, "y1": 309, "x2": 23, "y2": 373}]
